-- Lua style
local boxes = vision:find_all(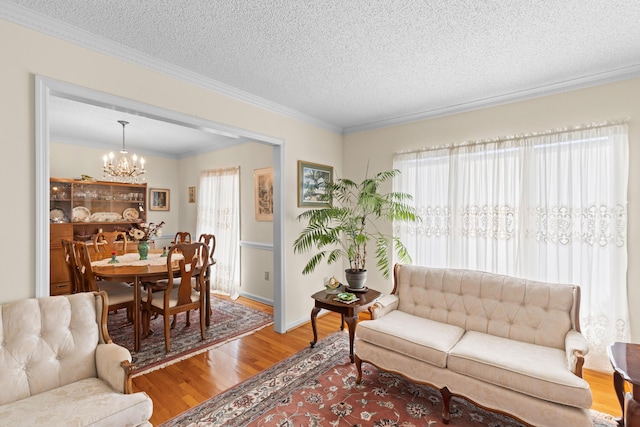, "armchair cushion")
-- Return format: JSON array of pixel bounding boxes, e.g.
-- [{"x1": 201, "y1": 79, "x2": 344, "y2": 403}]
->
[{"x1": 0, "y1": 378, "x2": 152, "y2": 427}]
